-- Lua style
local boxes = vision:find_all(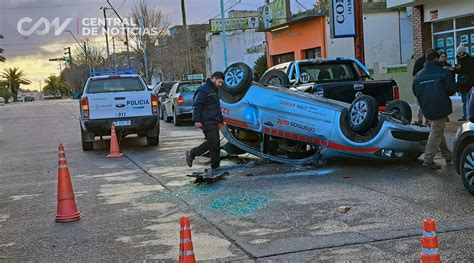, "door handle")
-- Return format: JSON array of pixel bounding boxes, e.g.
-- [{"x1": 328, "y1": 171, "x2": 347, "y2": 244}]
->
[{"x1": 264, "y1": 121, "x2": 274, "y2": 126}]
